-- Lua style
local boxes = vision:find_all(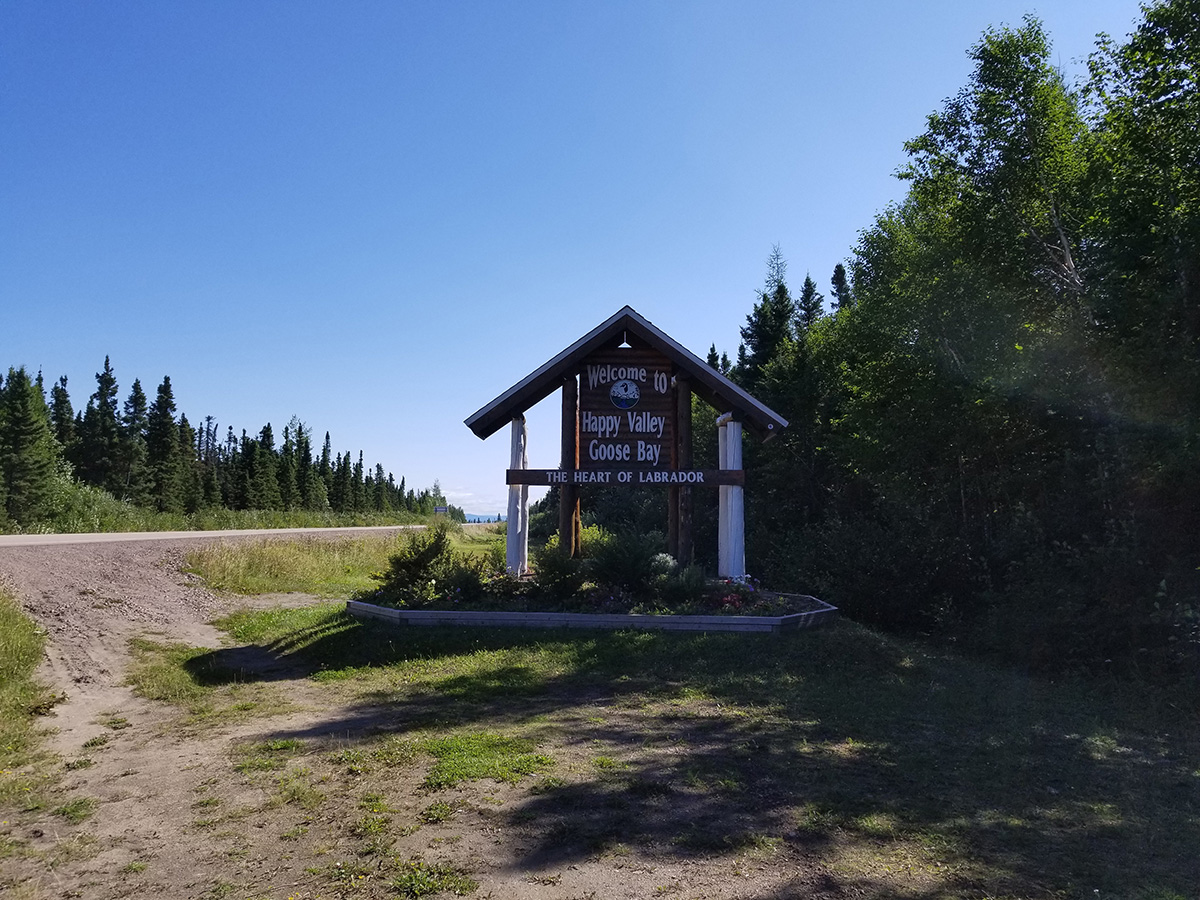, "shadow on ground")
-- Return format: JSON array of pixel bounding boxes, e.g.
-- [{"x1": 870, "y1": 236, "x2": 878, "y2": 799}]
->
[{"x1": 182, "y1": 610, "x2": 1200, "y2": 899}]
